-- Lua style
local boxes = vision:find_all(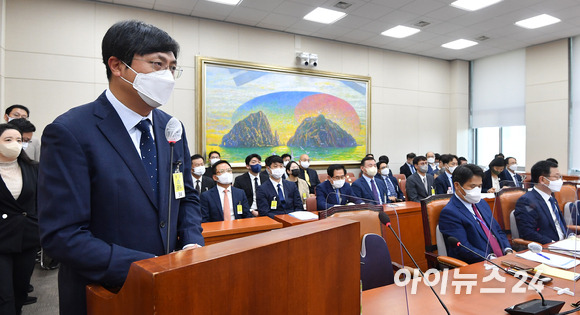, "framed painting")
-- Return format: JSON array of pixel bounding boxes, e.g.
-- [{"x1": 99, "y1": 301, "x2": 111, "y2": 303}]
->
[{"x1": 196, "y1": 56, "x2": 371, "y2": 168}]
